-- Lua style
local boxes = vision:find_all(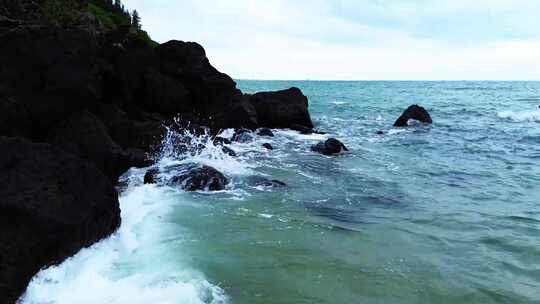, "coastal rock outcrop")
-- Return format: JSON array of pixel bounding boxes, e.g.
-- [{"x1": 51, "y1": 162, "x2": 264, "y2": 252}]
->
[
  {"x1": 249, "y1": 87, "x2": 314, "y2": 131},
  {"x1": 0, "y1": 137, "x2": 120, "y2": 304},
  {"x1": 47, "y1": 111, "x2": 133, "y2": 181},
  {"x1": 393, "y1": 105, "x2": 433, "y2": 127},
  {"x1": 0, "y1": 1, "x2": 318, "y2": 300},
  {"x1": 311, "y1": 138, "x2": 349, "y2": 155}
]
